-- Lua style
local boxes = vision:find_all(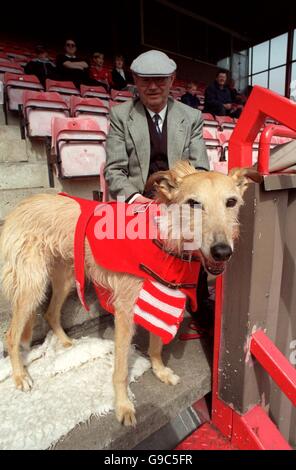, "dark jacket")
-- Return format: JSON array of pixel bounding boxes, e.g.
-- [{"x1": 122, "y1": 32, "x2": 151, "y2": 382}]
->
[
  {"x1": 181, "y1": 92, "x2": 201, "y2": 109},
  {"x1": 204, "y1": 81, "x2": 232, "y2": 114},
  {"x1": 24, "y1": 59, "x2": 56, "y2": 87},
  {"x1": 55, "y1": 54, "x2": 90, "y2": 88},
  {"x1": 111, "y1": 68, "x2": 132, "y2": 90}
]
